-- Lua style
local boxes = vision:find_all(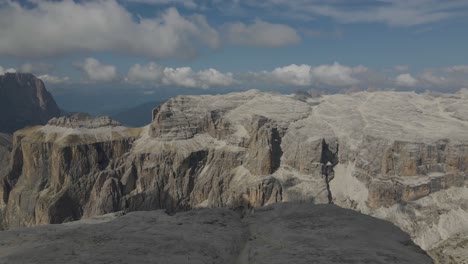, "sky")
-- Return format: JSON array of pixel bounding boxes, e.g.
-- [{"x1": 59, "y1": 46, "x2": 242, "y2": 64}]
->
[{"x1": 1, "y1": 0, "x2": 468, "y2": 113}]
